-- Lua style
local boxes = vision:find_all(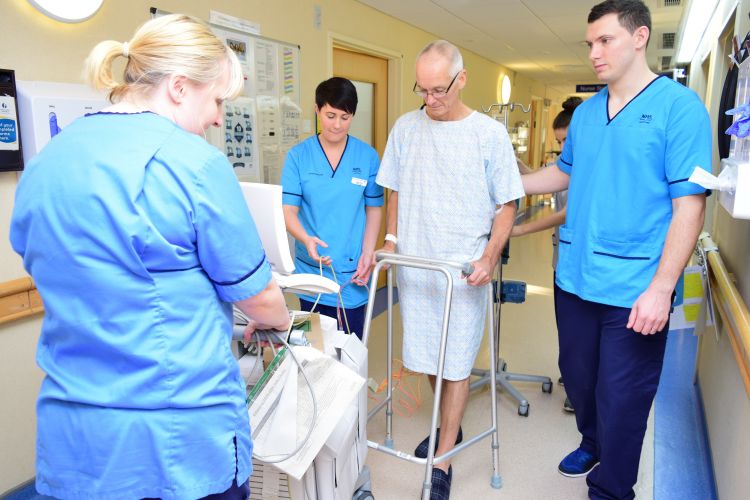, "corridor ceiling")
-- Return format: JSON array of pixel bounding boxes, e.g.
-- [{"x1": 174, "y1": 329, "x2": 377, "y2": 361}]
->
[{"x1": 356, "y1": 0, "x2": 685, "y2": 95}]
